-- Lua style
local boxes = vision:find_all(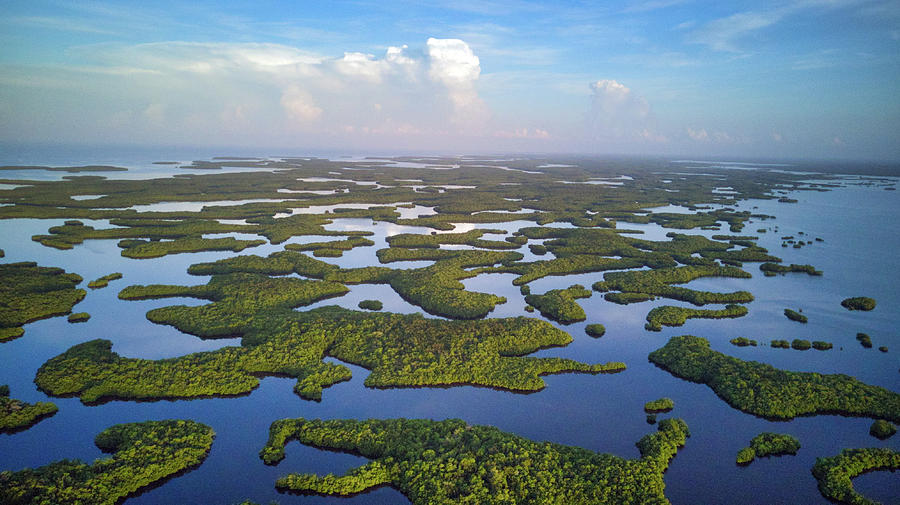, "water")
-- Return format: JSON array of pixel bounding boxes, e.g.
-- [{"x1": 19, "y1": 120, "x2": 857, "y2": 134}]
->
[{"x1": 0, "y1": 159, "x2": 898, "y2": 505}]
